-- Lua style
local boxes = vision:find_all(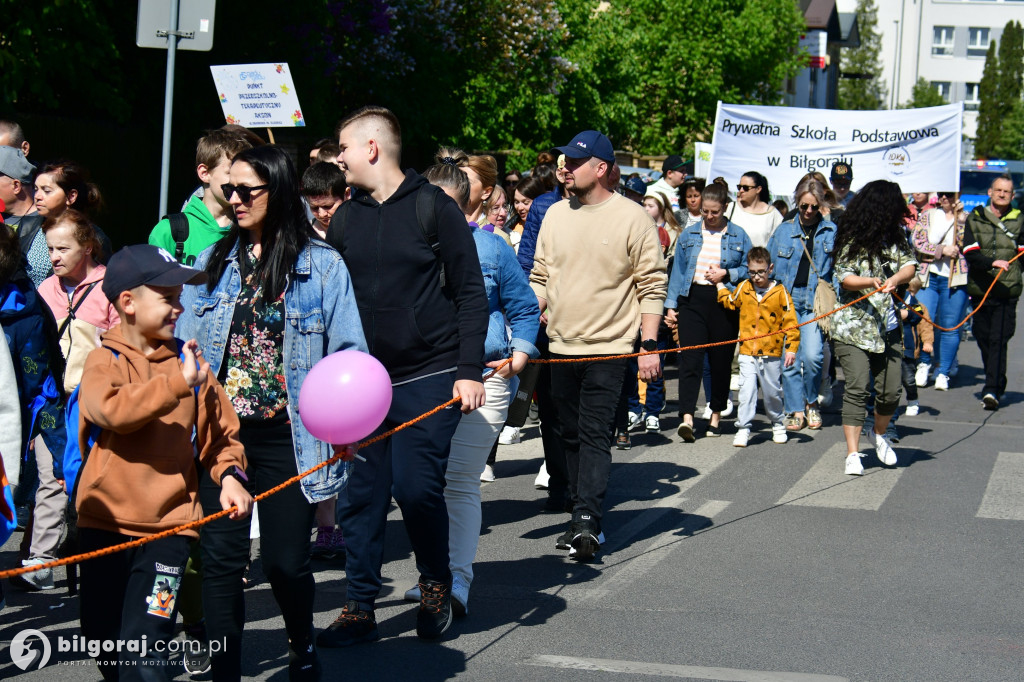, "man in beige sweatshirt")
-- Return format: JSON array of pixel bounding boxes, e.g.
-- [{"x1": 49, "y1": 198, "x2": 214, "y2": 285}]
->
[{"x1": 529, "y1": 130, "x2": 667, "y2": 562}]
